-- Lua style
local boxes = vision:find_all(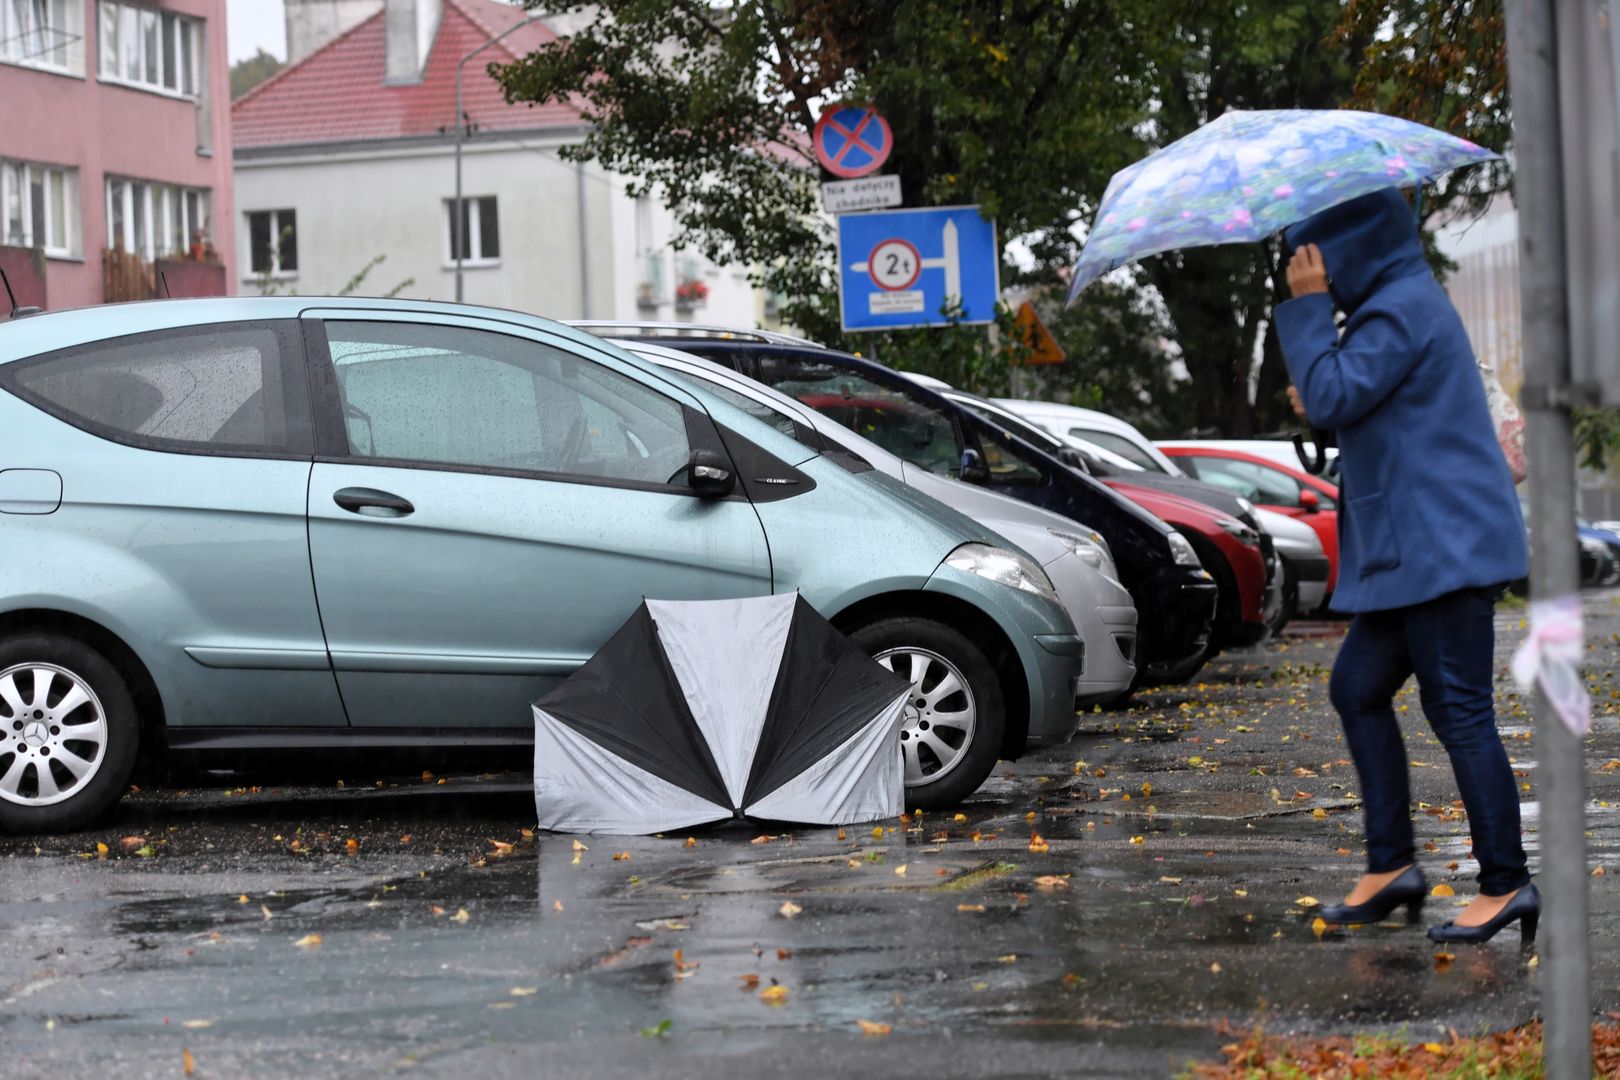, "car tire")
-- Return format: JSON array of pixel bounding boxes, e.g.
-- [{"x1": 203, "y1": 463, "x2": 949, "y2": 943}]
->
[
  {"x1": 847, "y1": 617, "x2": 1005, "y2": 811},
  {"x1": 0, "y1": 634, "x2": 139, "y2": 834},
  {"x1": 1267, "y1": 559, "x2": 1298, "y2": 638}
]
